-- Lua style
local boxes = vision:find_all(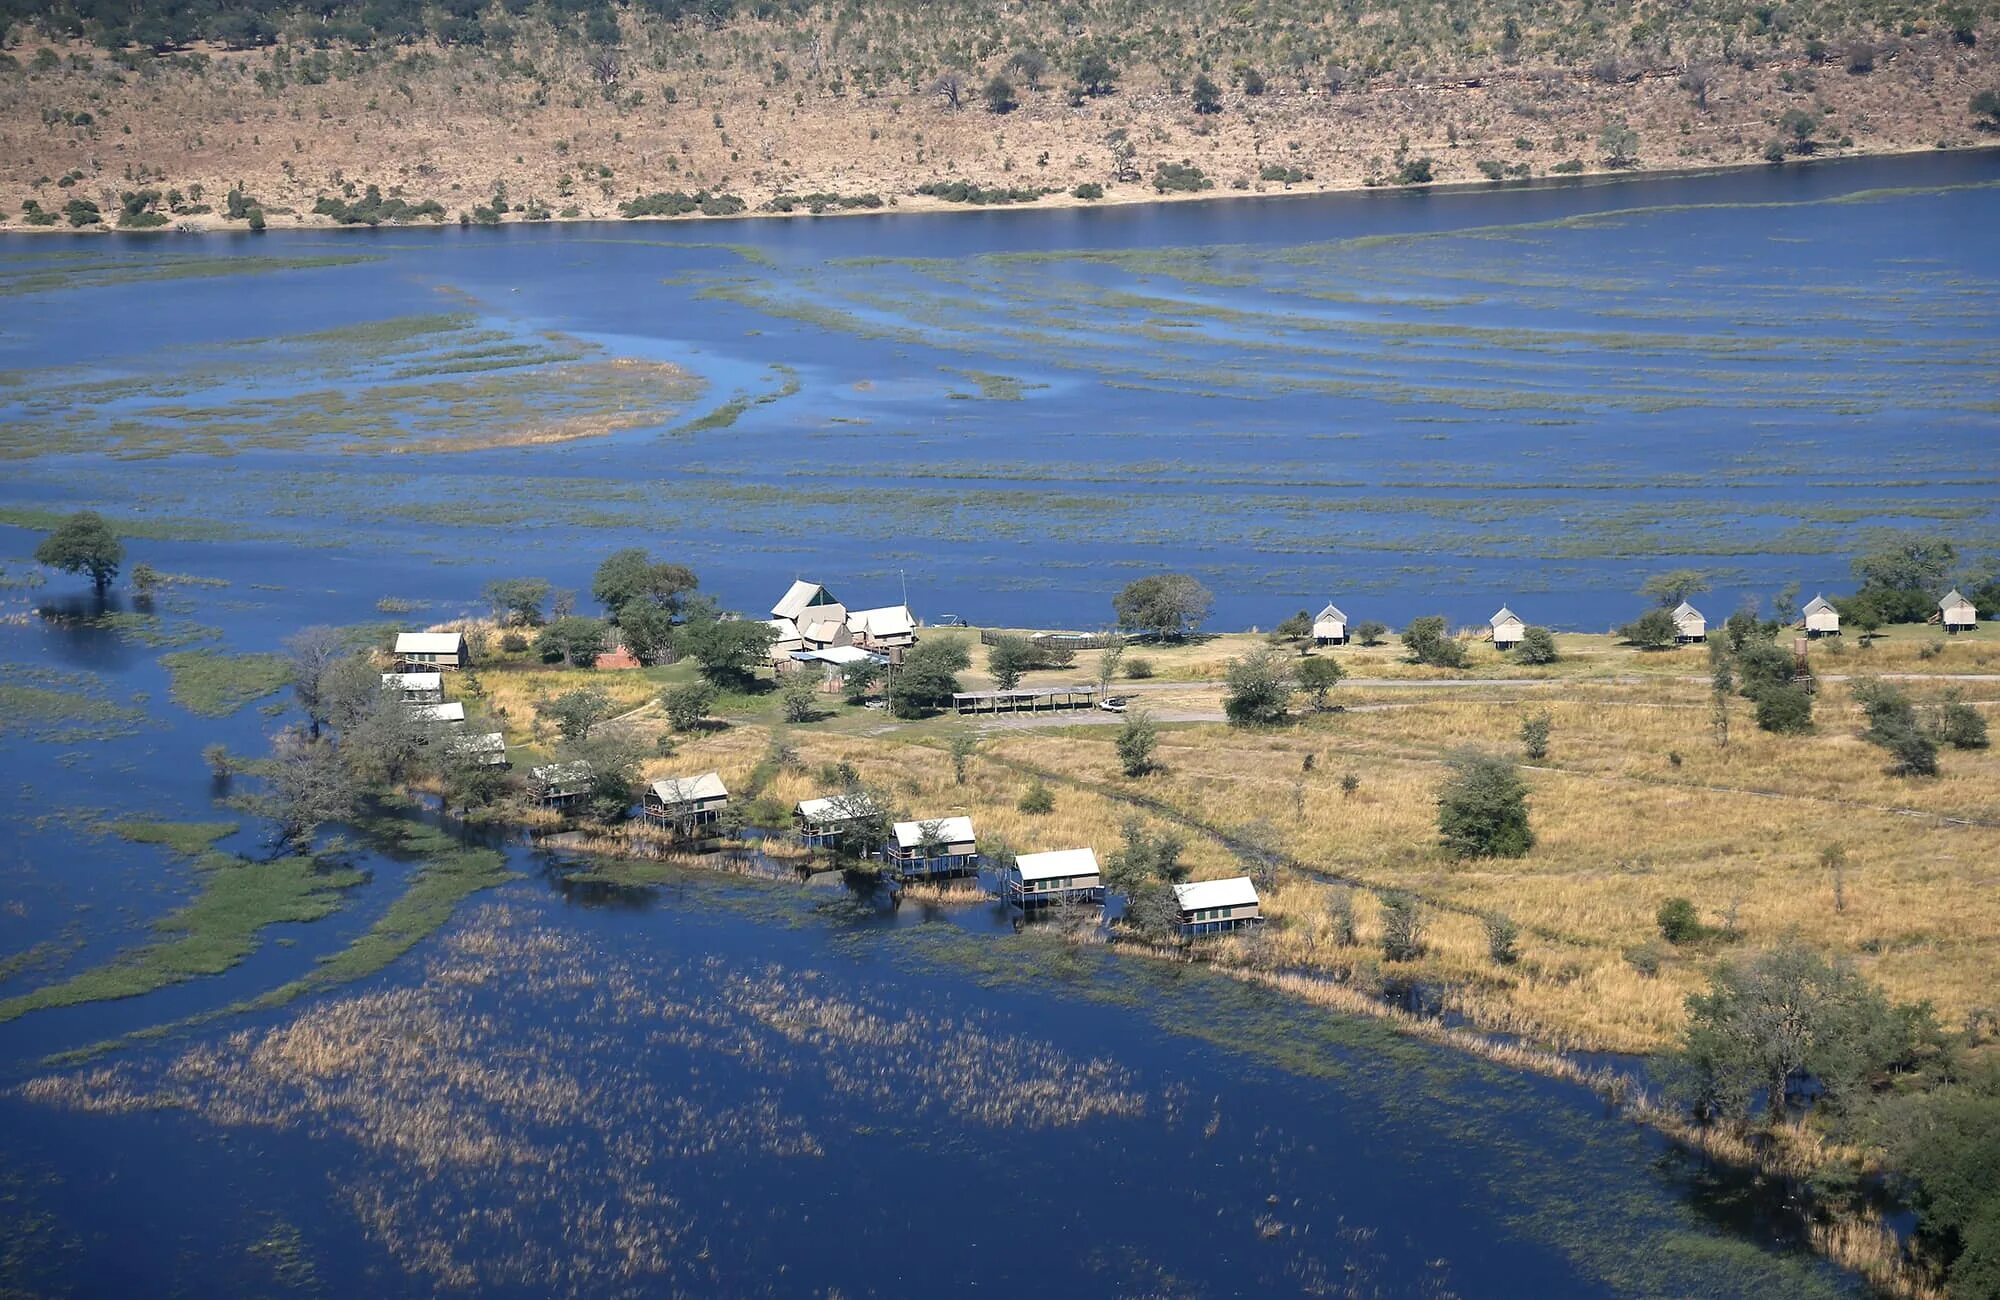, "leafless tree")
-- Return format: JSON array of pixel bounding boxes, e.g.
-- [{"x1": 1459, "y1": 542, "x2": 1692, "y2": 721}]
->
[
  {"x1": 931, "y1": 70, "x2": 967, "y2": 110},
  {"x1": 1681, "y1": 62, "x2": 1712, "y2": 110},
  {"x1": 285, "y1": 624, "x2": 345, "y2": 736}
]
